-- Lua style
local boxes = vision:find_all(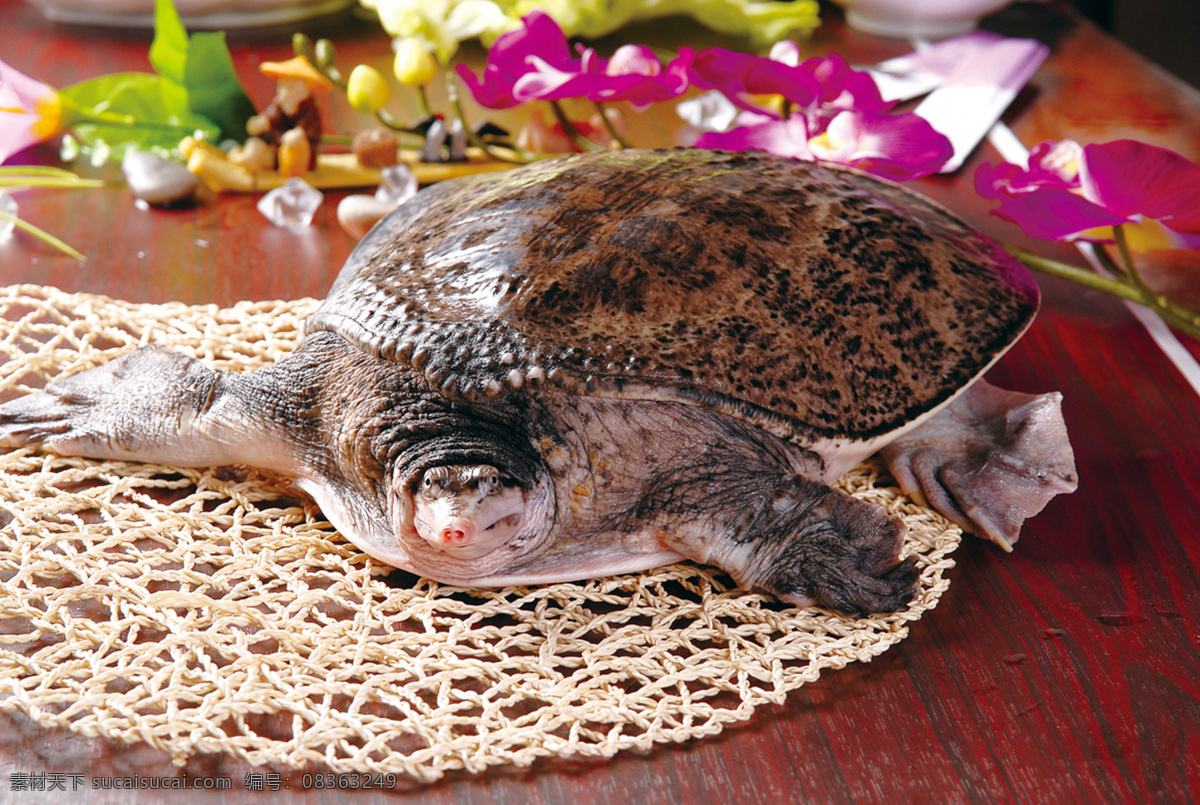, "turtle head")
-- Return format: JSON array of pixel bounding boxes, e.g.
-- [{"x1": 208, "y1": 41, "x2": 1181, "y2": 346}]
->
[{"x1": 409, "y1": 464, "x2": 527, "y2": 560}]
